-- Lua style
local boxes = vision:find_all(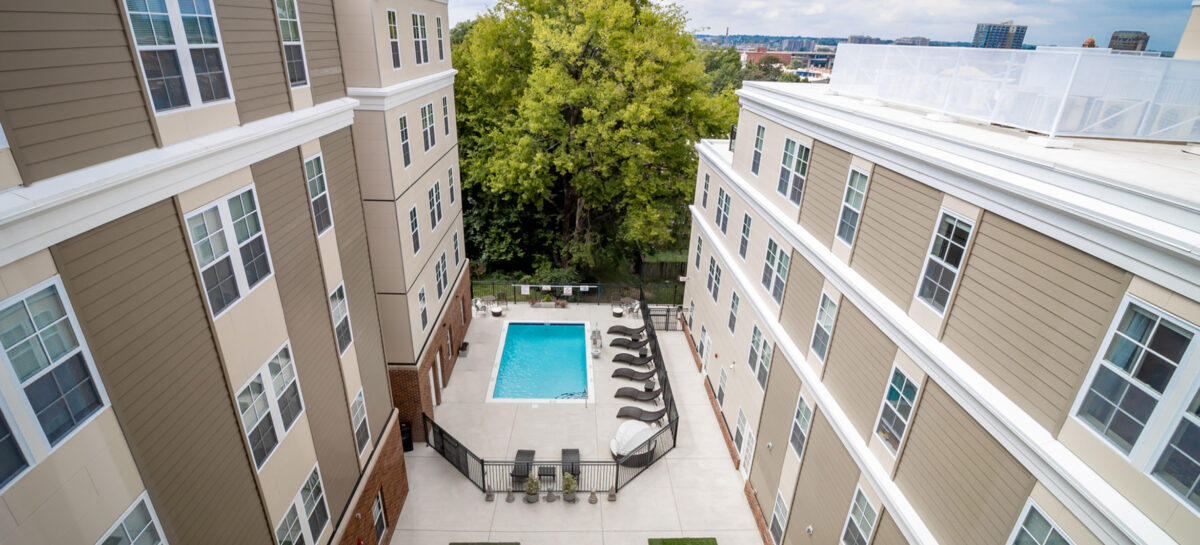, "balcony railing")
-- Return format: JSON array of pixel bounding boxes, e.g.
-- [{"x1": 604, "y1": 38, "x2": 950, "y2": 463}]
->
[{"x1": 830, "y1": 44, "x2": 1200, "y2": 142}]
